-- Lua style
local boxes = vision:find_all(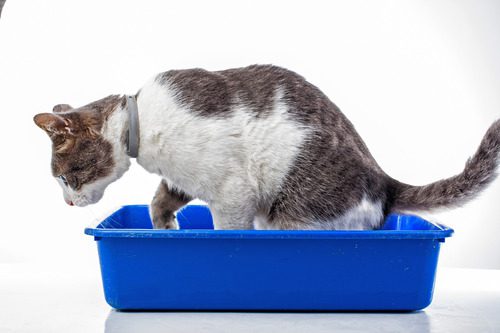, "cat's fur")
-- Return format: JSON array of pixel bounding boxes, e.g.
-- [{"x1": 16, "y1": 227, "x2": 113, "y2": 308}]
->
[{"x1": 34, "y1": 65, "x2": 500, "y2": 230}]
